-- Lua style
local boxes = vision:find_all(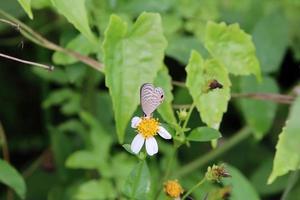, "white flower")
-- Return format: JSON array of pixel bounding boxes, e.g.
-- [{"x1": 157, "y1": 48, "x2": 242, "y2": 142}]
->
[{"x1": 130, "y1": 116, "x2": 172, "y2": 156}]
